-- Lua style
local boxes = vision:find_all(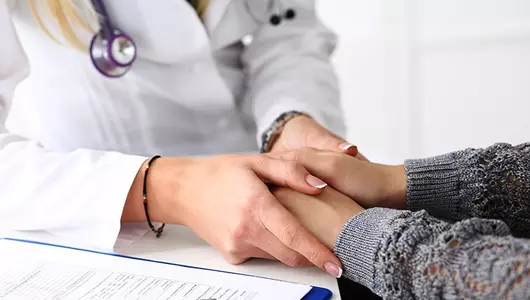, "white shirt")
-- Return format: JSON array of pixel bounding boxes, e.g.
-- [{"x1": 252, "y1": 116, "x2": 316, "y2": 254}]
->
[{"x1": 0, "y1": 0, "x2": 345, "y2": 250}]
